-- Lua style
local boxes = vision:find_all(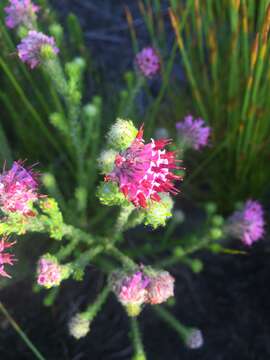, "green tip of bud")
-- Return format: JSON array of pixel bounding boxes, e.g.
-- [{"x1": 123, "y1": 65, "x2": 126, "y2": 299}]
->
[
  {"x1": 144, "y1": 194, "x2": 173, "y2": 229},
  {"x1": 173, "y1": 246, "x2": 185, "y2": 258},
  {"x1": 205, "y1": 202, "x2": 217, "y2": 215},
  {"x1": 211, "y1": 215, "x2": 224, "y2": 227},
  {"x1": 125, "y1": 303, "x2": 142, "y2": 317},
  {"x1": 132, "y1": 353, "x2": 147, "y2": 360},
  {"x1": 41, "y1": 44, "x2": 57, "y2": 61},
  {"x1": 98, "y1": 149, "x2": 117, "y2": 174},
  {"x1": 96, "y1": 182, "x2": 127, "y2": 206},
  {"x1": 42, "y1": 173, "x2": 56, "y2": 189},
  {"x1": 49, "y1": 23, "x2": 63, "y2": 43},
  {"x1": 107, "y1": 118, "x2": 138, "y2": 150}
]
